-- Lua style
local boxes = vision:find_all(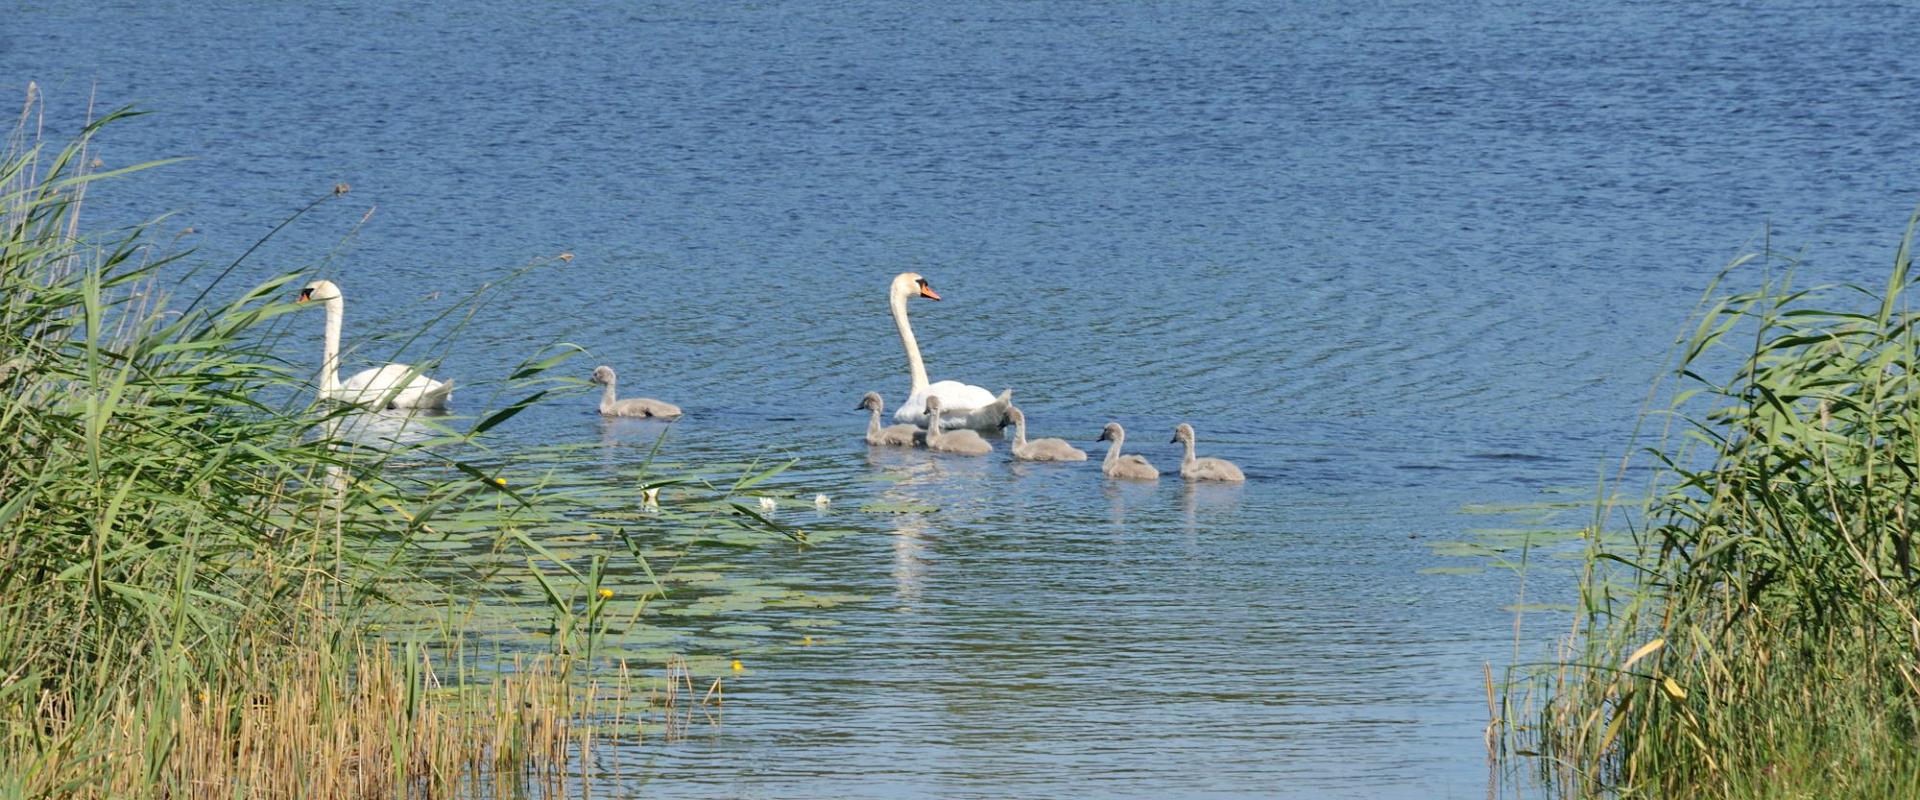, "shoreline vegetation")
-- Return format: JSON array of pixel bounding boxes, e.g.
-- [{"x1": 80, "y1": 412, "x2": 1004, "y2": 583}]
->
[
  {"x1": 1498, "y1": 217, "x2": 1920, "y2": 797},
  {"x1": 0, "y1": 96, "x2": 776, "y2": 797},
  {"x1": 24, "y1": 88, "x2": 1920, "y2": 798}
]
